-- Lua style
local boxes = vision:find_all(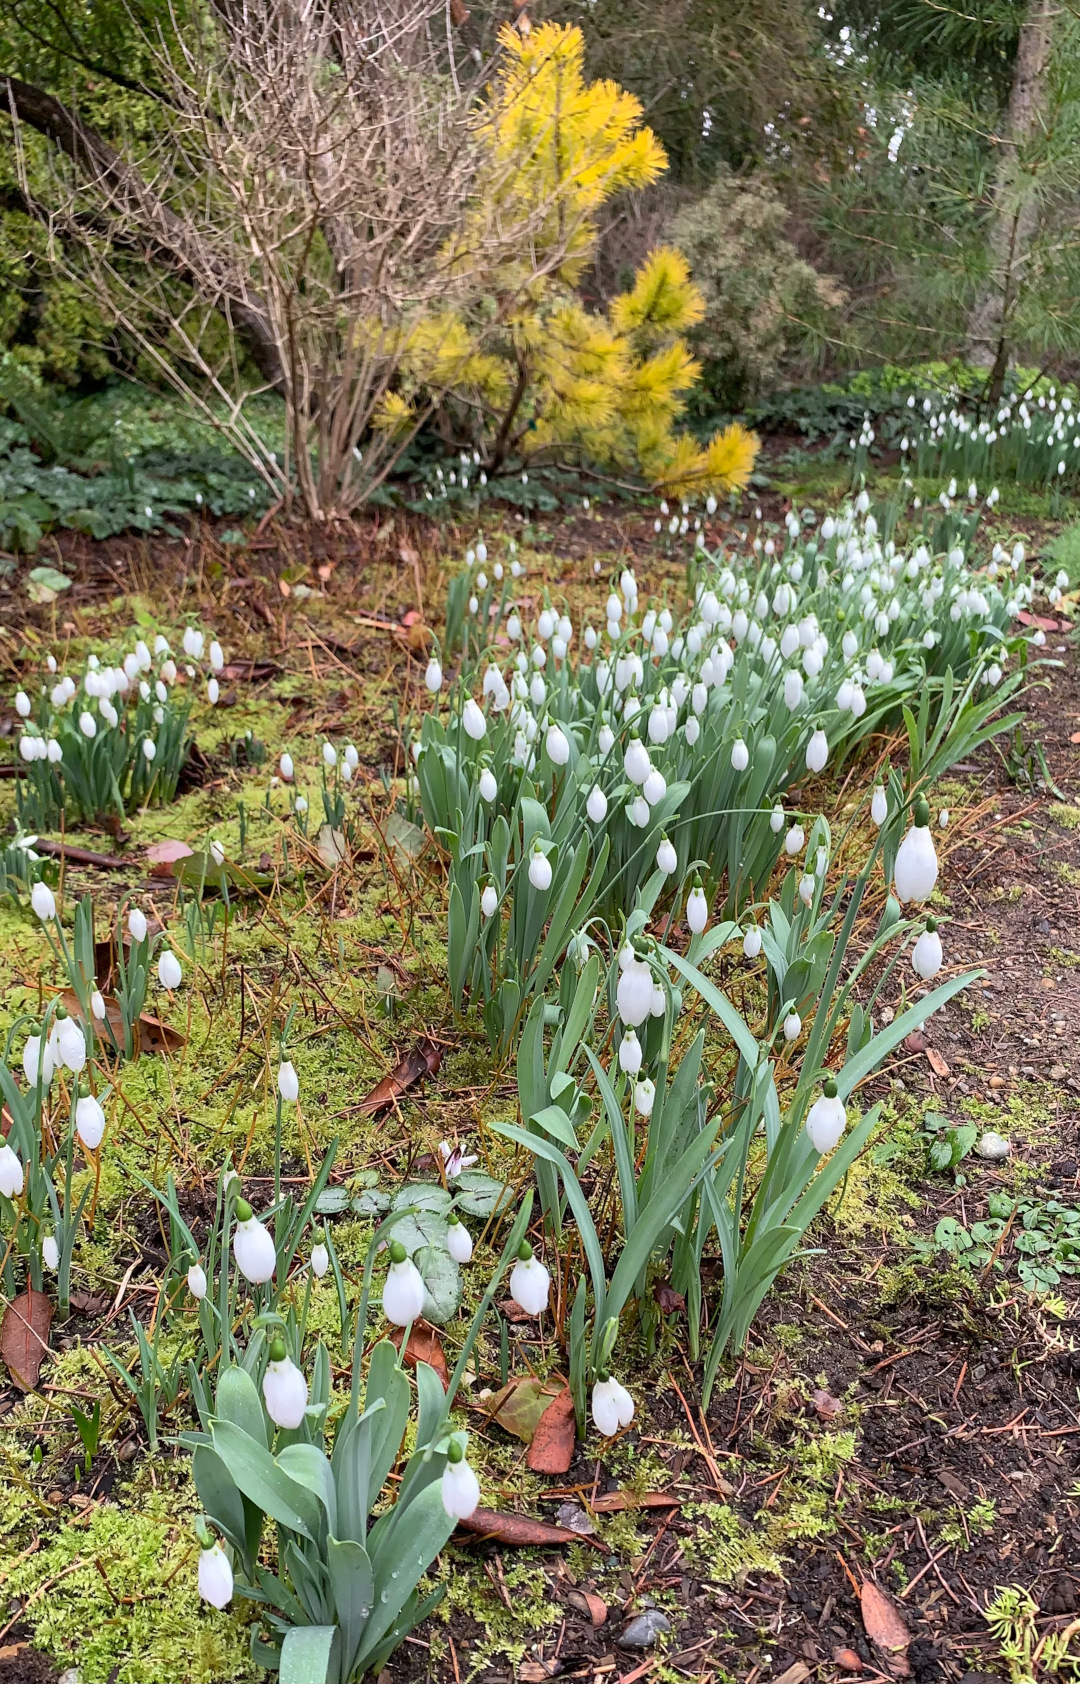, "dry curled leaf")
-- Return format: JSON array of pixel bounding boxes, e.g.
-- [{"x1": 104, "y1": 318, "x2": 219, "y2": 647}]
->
[
  {"x1": 358, "y1": 1039, "x2": 442, "y2": 1115},
  {"x1": 652, "y1": 1280, "x2": 686, "y2": 1315},
  {"x1": 61, "y1": 988, "x2": 186, "y2": 1056},
  {"x1": 860, "y1": 1581, "x2": 911, "y2": 1677},
  {"x1": 565, "y1": 1588, "x2": 607, "y2": 1628},
  {"x1": 478, "y1": 1375, "x2": 564, "y2": 1444},
  {"x1": 456, "y1": 1507, "x2": 608, "y2": 1551},
  {"x1": 811, "y1": 1387, "x2": 843, "y2": 1421},
  {"x1": 389, "y1": 1320, "x2": 449, "y2": 1390},
  {"x1": 527, "y1": 1386, "x2": 576, "y2": 1474},
  {"x1": 588, "y1": 1490, "x2": 680, "y2": 1514},
  {"x1": 1, "y1": 1289, "x2": 53, "y2": 1390},
  {"x1": 147, "y1": 838, "x2": 195, "y2": 877}
]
